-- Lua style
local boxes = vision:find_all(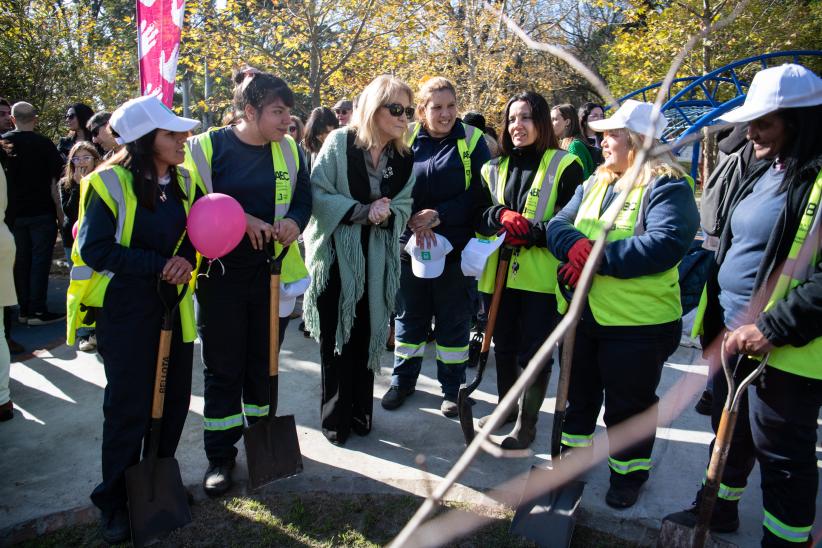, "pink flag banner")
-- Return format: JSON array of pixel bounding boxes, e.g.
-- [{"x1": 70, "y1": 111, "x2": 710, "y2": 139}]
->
[{"x1": 137, "y1": 0, "x2": 185, "y2": 107}]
